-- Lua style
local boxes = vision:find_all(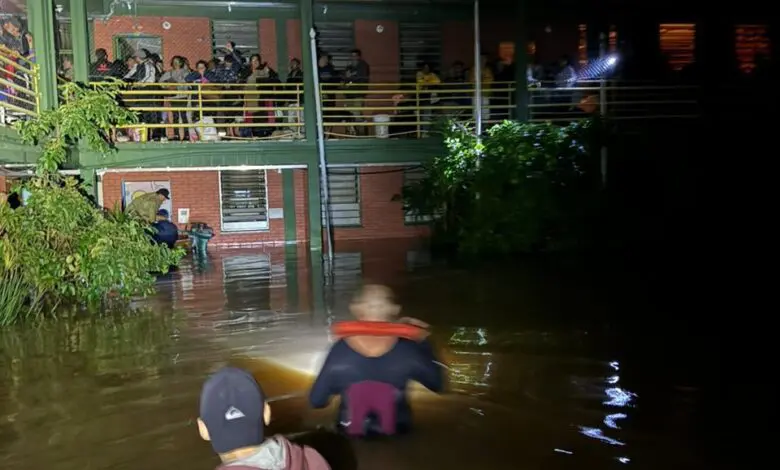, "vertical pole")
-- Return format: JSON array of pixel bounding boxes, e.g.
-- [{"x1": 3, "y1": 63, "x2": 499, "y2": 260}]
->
[
  {"x1": 309, "y1": 28, "x2": 334, "y2": 276},
  {"x1": 473, "y1": 0, "x2": 483, "y2": 137},
  {"x1": 27, "y1": 0, "x2": 58, "y2": 110},
  {"x1": 300, "y1": 0, "x2": 318, "y2": 141},
  {"x1": 599, "y1": 33, "x2": 608, "y2": 188},
  {"x1": 513, "y1": 0, "x2": 529, "y2": 121},
  {"x1": 69, "y1": 0, "x2": 90, "y2": 83}
]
